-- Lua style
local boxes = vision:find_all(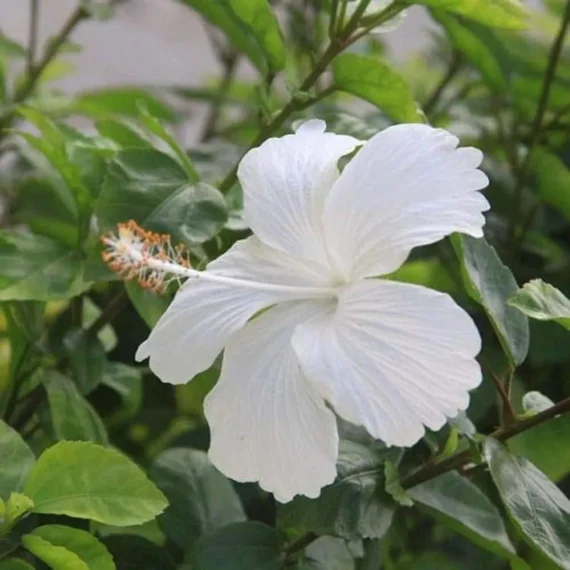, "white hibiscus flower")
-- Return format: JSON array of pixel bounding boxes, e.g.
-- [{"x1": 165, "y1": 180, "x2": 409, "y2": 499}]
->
[{"x1": 133, "y1": 120, "x2": 489, "y2": 502}]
